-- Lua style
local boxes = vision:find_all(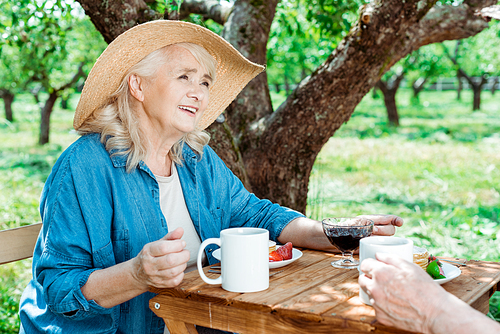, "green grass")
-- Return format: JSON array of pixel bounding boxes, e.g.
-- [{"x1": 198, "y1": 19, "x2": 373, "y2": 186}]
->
[{"x1": 1, "y1": 88, "x2": 500, "y2": 330}]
